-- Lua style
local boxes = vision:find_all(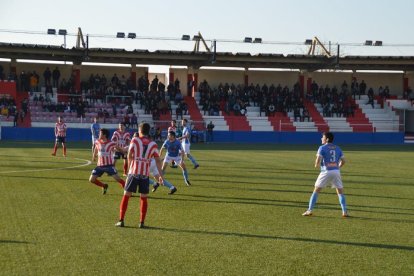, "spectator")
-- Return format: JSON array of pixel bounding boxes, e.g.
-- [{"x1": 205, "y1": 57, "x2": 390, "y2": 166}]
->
[
  {"x1": 130, "y1": 113, "x2": 138, "y2": 129},
  {"x1": 206, "y1": 121, "x2": 215, "y2": 143},
  {"x1": 52, "y1": 67, "x2": 60, "y2": 88},
  {"x1": 43, "y1": 67, "x2": 52, "y2": 86}
]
